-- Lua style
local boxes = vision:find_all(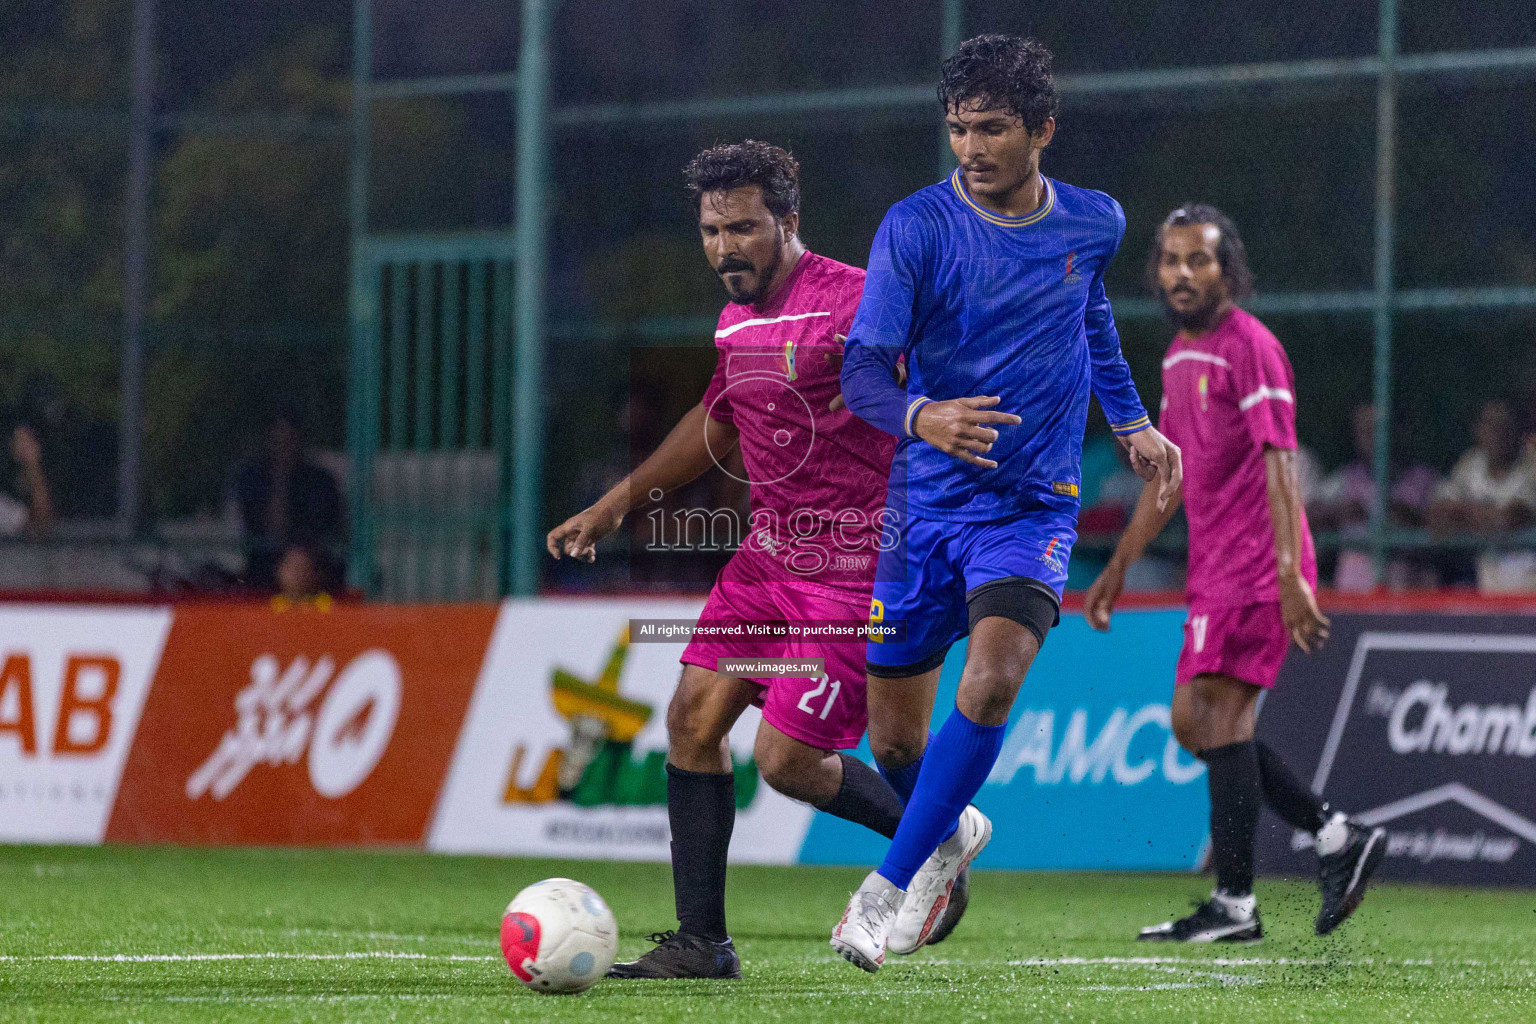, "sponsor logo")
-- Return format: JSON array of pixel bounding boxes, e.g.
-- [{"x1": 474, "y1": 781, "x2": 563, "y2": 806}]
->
[
  {"x1": 1269, "y1": 629, "x2": 1536, "y2": 884},
  {"x1": 1051, "y1": 481, "x2": 1079, "y2": 498},
  {"x1": 0, "y1": 608, "x2": 171, "y2": 844},
  {"x1": 187, "y1": 651, "x2": 403, "y2": 802},
  {"x1": 2, "y1": 653, "x2": 122, "y2": 758},
  {"x1": 107, "y1": 604, "x2": 492, "y2": 846},
  {"x1": 503, "y1": 627, "x2": 758, "y2": 809},
  {"x1": 1370, "y1": 681, "x2": 1536, "y2": 756},
  {"x1": 988, "y1": 703, "x2": 1205, "y2": 788},
  {"x1": 429, "y1": 600, "x2": 814, "y2": 864}
]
